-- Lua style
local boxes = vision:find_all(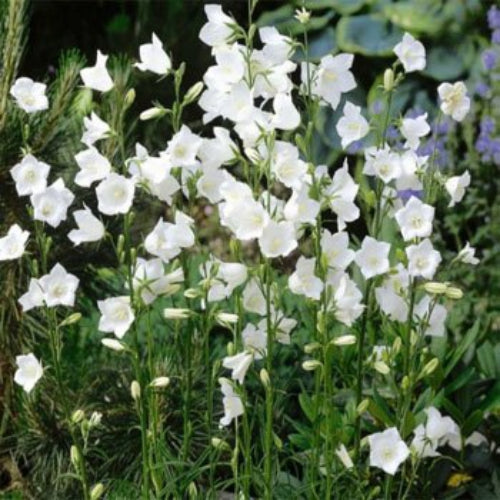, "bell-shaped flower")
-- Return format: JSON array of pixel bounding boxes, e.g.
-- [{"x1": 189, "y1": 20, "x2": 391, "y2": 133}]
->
[
  {"x1": 375, "y1": 264, "x2": 410, "y2": 322},
  {"x1": 223, "y1": 198, "x2": 269, "y2": 240},
  {"x1": 31, "y1": 178, "x2": 74, "y2": 228},
  {"x1": 271, "y1": 141, "x2": 307, "y2": 189},
  {"x1": 136, "y1": 33, "x2": 171, "y2": 75},
  {"x1": 198, "y1": 127, "x2": 237, "y2": 170},
  {"x1": 259, "y1": 27, "x2": 293, "y2": 65},
  {"x1": 271, "y1": 93, "x2": 300, "y2": 131},
  {"x1": 445, "y1": 170, "x2": 470, "y2": 207},
  {"x1": 14, "y1": 353, "x2": 43, "y2": 393},
  {"x1": 18, "y1": 278, "x2": 44, "y2": 312},
  {"x1": 221, "y1": 81, "x2": 256, "y2": 124},
  {"x1": 456, "y1": 242, "x2": 479, "y2": 265},
  {"x1": 74, "y1": 147, "x2": 112, "y2": 187},
  {"x1": 355, "y1": 236, "x2": 391, "y2": 280},
  {"x1": 321, "y1": 230, "x2": 355, "y2": 271},
  {"x1": 197, "y1": 167, "x2": 228, "y2": 203},
  {"x1": 393, "y1": 33, "x2": 426, "y2": 73},
  {"x1": 363, "y1": 146, "x2": 402, "y2": 184},
  {"x1": 82, "y1": 112, "x2": 110, "y2": 146},
  {"x1": 98, "y1": 296, "x2": 135, "y2": 339},
  {"x1": 401, "y1": 113, "x2": 430, "y2": 150},
  {"x1": 80, "y1": 50, "x2": 114, "y2": 92},
  {"x1": 68, "y1": 206, "x2": 105, "y2": 246},
  {"x1": 223, "y1": 351, "x2": 253, "y2": 384},
  {"x1": 284, "y1": 187, "x2": 320, "y2": 225},
  {"x1": 309, "y1": 53, "x2": 356, "y2": 109},
  {"x1": 325, "y1": 161, "x2": 360, "y2": 231},
  {"x1": 10, "y1": 77, "x2": 48, "y2": 113},
  {"x1": 406, "y1": 238, "x2": 441, "y2": 279},
  {"x1": 219, "y1": 377, "x2": 244, "y2": 426},
  {"x1": 327, "y1": 270, "x2": 364, "y2": 326},
  {"x1": 368, "y1": 427, "x2": 410, "y2": 475},
  {"x1": 204, "y1": 44, "x2": 245, "y2": 91},
  {"x1": 10, "y1": 154, "x2": 50, "y2": 196},
  {"x1": 336, "y1": 101, "x2": 369, "y2": 149},
  {"x1": 289, "y1": 256, "x2": 323, "y2": 300},
  {"x1": 166, "y1": 125, "x2": 202, "y2": 167},
  {"x1": 438, "y1": 81, "x2": 470, "y2": 122},
  {"x1": 395, "y1": 196, "x2": 434, "y2": 241},
  {"x1": 242, "y1": 323, "x2": 267, "y2": 360},
  {"x1": 96, "y1": 173, "x2": 135, "y2": 215},
  {"x1": 413, "y1": 296, "x2": 447, "y2": 337},
  {"x1": 242, "y1": 279, "x2": 266, "y2": 315},
  {"x1": 199, "y1": 4, "x2": 234, "y2": 48},
  {"x1": 259, "y1": 220, "x2": 297, "y2": 258},
  {"x1": 0, "y1": 224, "x2": 29, "y2": 261},
  {"x1": 38, "y1": 263, "x2": 79, "y2": 307}
]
